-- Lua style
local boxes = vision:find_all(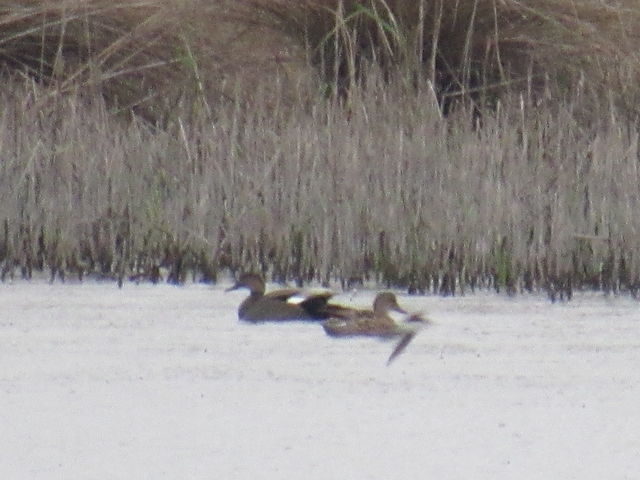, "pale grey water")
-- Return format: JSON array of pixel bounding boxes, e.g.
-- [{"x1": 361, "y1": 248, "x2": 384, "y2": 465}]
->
[{"x1": 2, "y1": 281, "x2": 640, "y2": 479}]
